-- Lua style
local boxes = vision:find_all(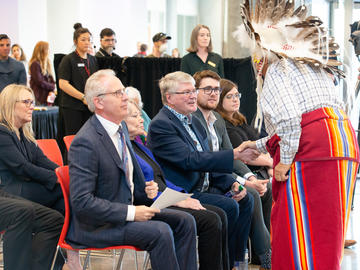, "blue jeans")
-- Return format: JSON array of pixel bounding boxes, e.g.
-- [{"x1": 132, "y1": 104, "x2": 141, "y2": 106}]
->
[{"x1": 193, "y1": 188, "x2": 254, "y2": 265}]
